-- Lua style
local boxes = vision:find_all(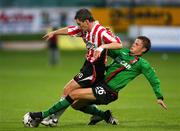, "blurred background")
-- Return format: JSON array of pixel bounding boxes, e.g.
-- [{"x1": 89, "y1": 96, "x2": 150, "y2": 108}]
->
[
  {"x1": 0, "y1": 1, "x2": 180, "y2": 130},
  {"x1": 0, "y1": 0, "x2": 180, "y2": 51}
]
